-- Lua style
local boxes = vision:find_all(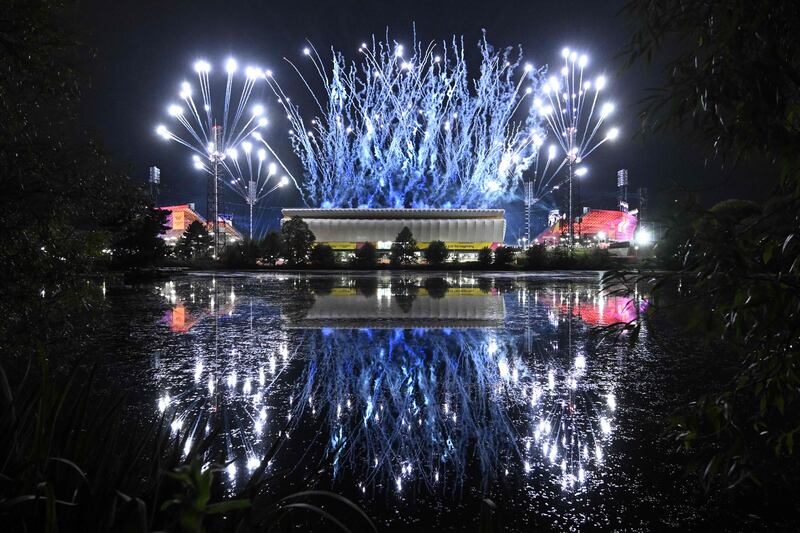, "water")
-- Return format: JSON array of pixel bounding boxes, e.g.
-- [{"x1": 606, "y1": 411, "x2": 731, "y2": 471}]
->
[{"x1": 97, "y1": 271, "x2": 706, "y2": 531}]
